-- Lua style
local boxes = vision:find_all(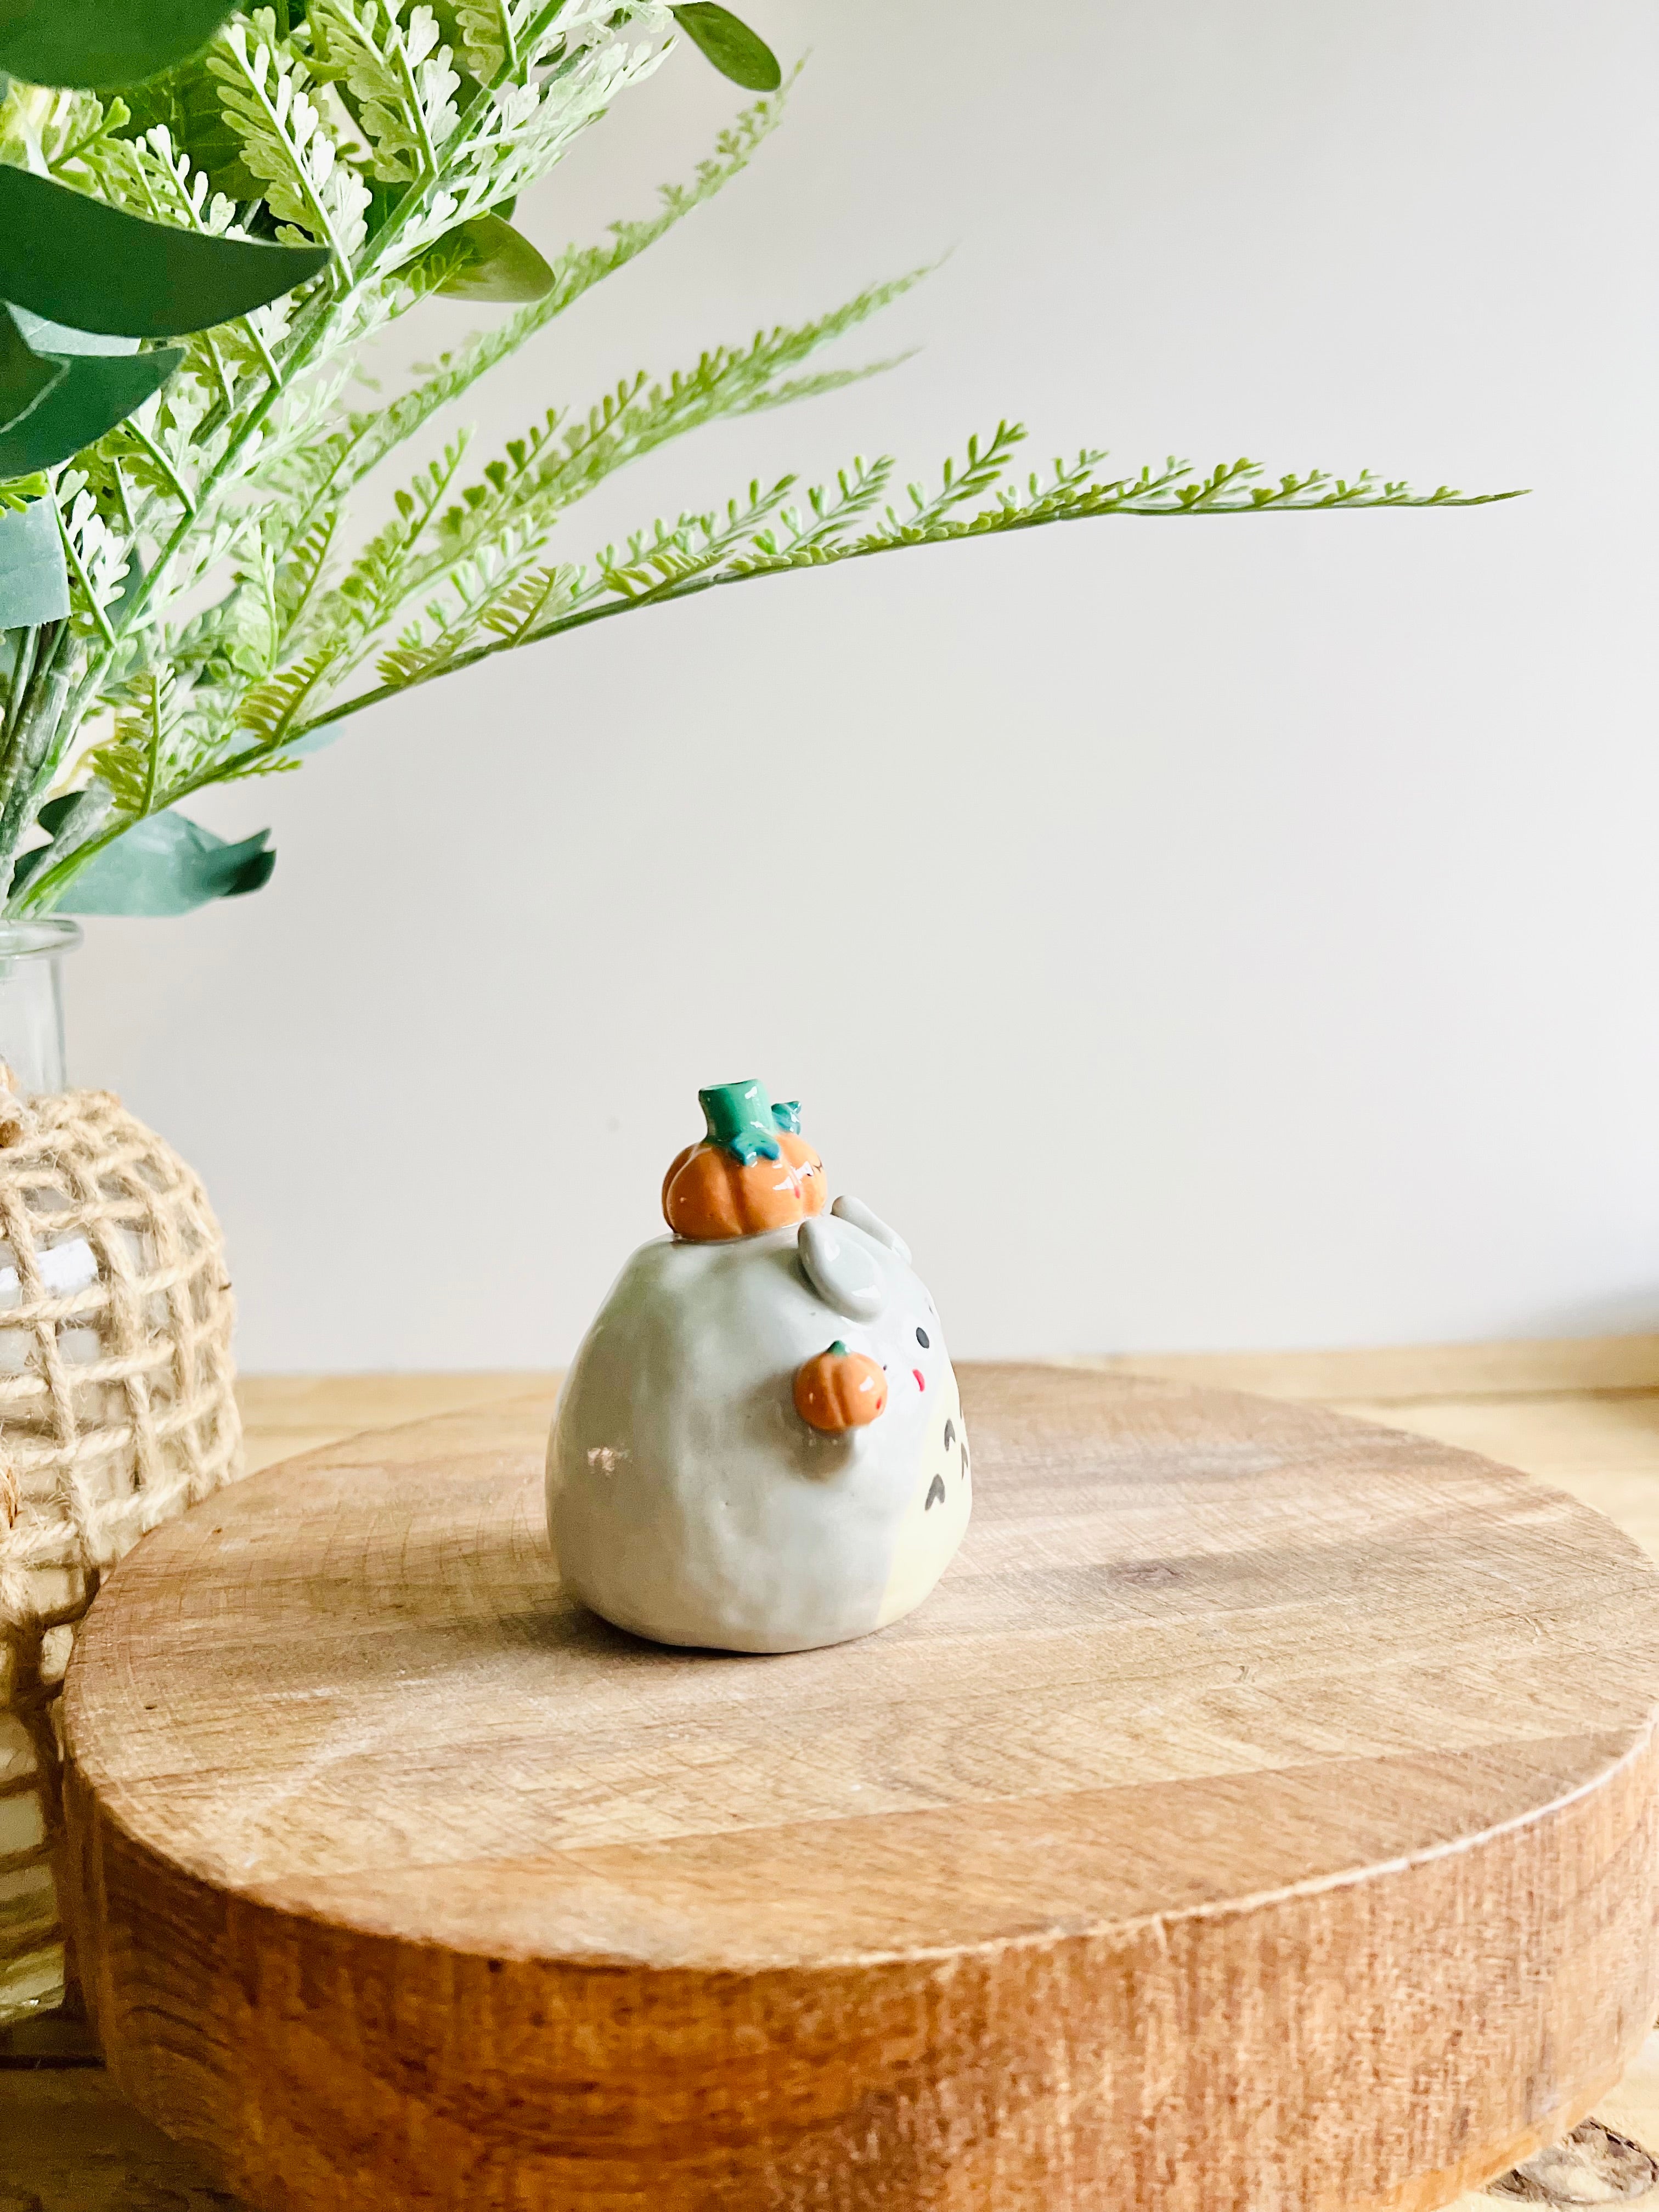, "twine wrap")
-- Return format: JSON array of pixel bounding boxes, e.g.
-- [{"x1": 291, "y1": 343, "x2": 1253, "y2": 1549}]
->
[{"x1": 0, "y1": 1088, "x2": 241, "y2": 2024}]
